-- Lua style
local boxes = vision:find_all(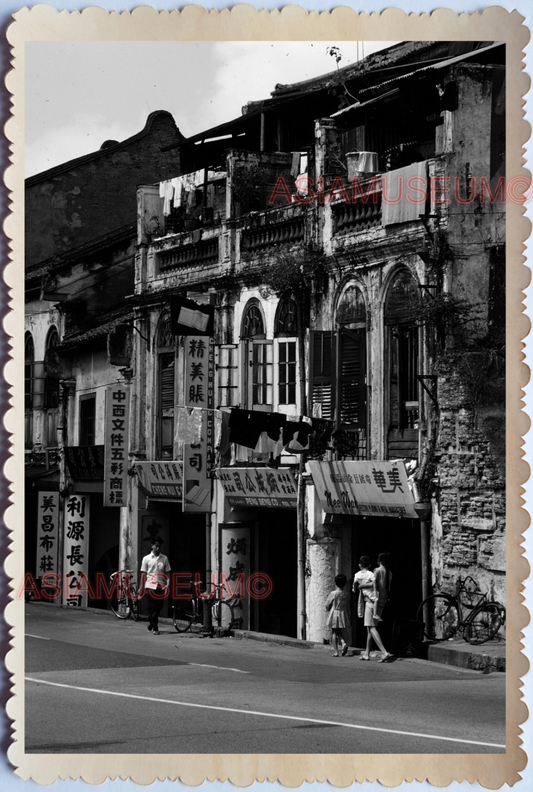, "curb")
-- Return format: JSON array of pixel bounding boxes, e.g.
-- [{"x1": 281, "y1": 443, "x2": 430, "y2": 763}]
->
[{"x1": 427, "y1": 641, "x2": 506, "y2": 672}]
